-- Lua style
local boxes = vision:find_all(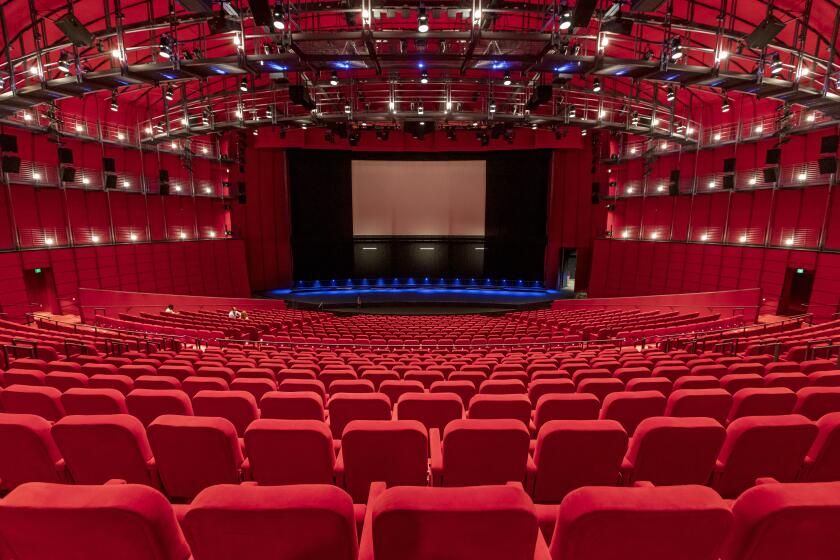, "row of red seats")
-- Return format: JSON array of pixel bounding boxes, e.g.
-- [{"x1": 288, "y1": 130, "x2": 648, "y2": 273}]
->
[
  {"x1": 2, "y1": 411, "x2": 838, "y2": 506},
  {"x1": 2, "y1": 479, "x2": 837, "y2": 559}
]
